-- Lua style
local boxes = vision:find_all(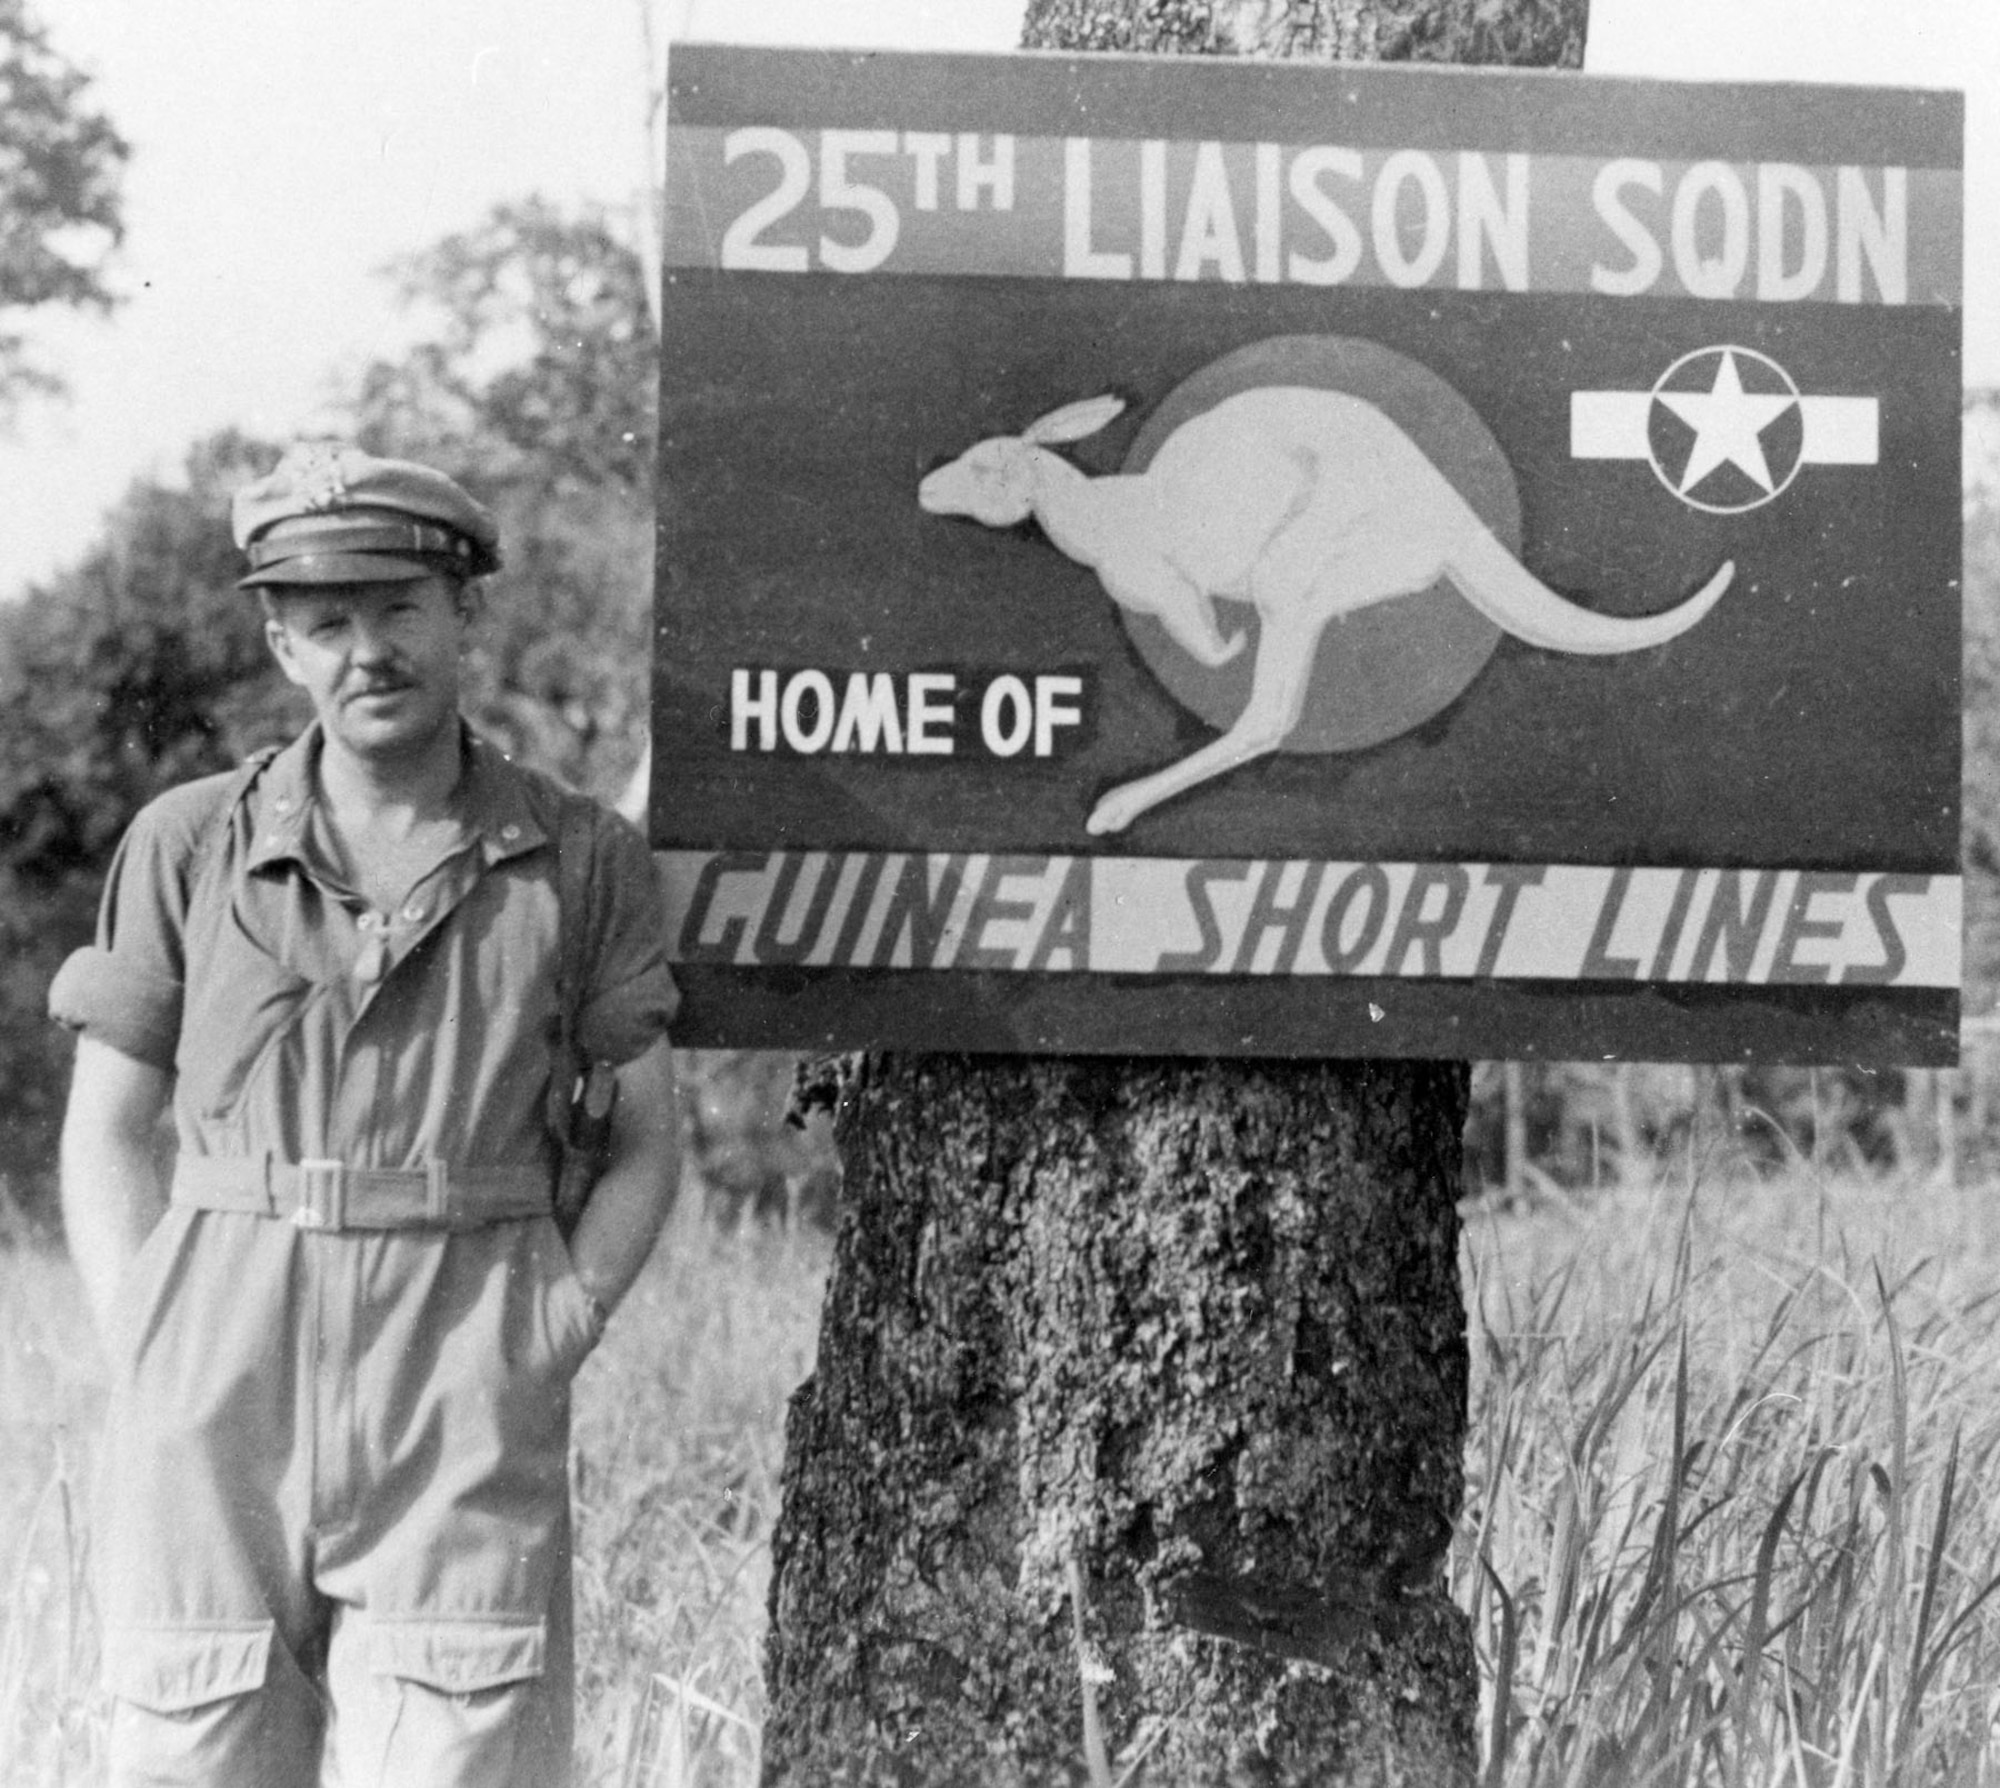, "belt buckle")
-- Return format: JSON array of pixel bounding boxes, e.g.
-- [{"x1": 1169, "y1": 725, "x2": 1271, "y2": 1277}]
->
[{"x1": 295, "y1": 1159, "x2": 347, "y2": 1231}]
